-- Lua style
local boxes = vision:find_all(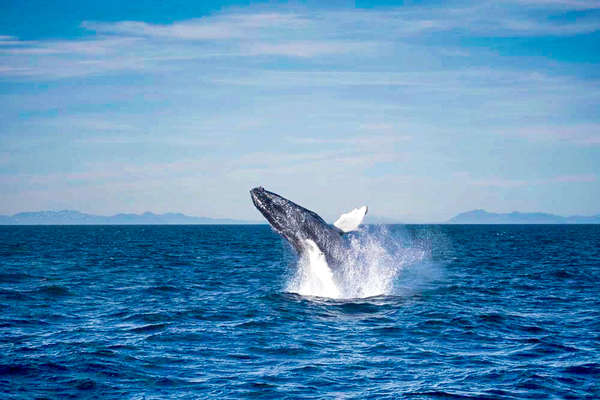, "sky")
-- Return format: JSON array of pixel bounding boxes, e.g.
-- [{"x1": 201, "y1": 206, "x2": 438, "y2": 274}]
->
[{"x1": 1, "y1": 0, "x2": 599, "y2": 222}]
